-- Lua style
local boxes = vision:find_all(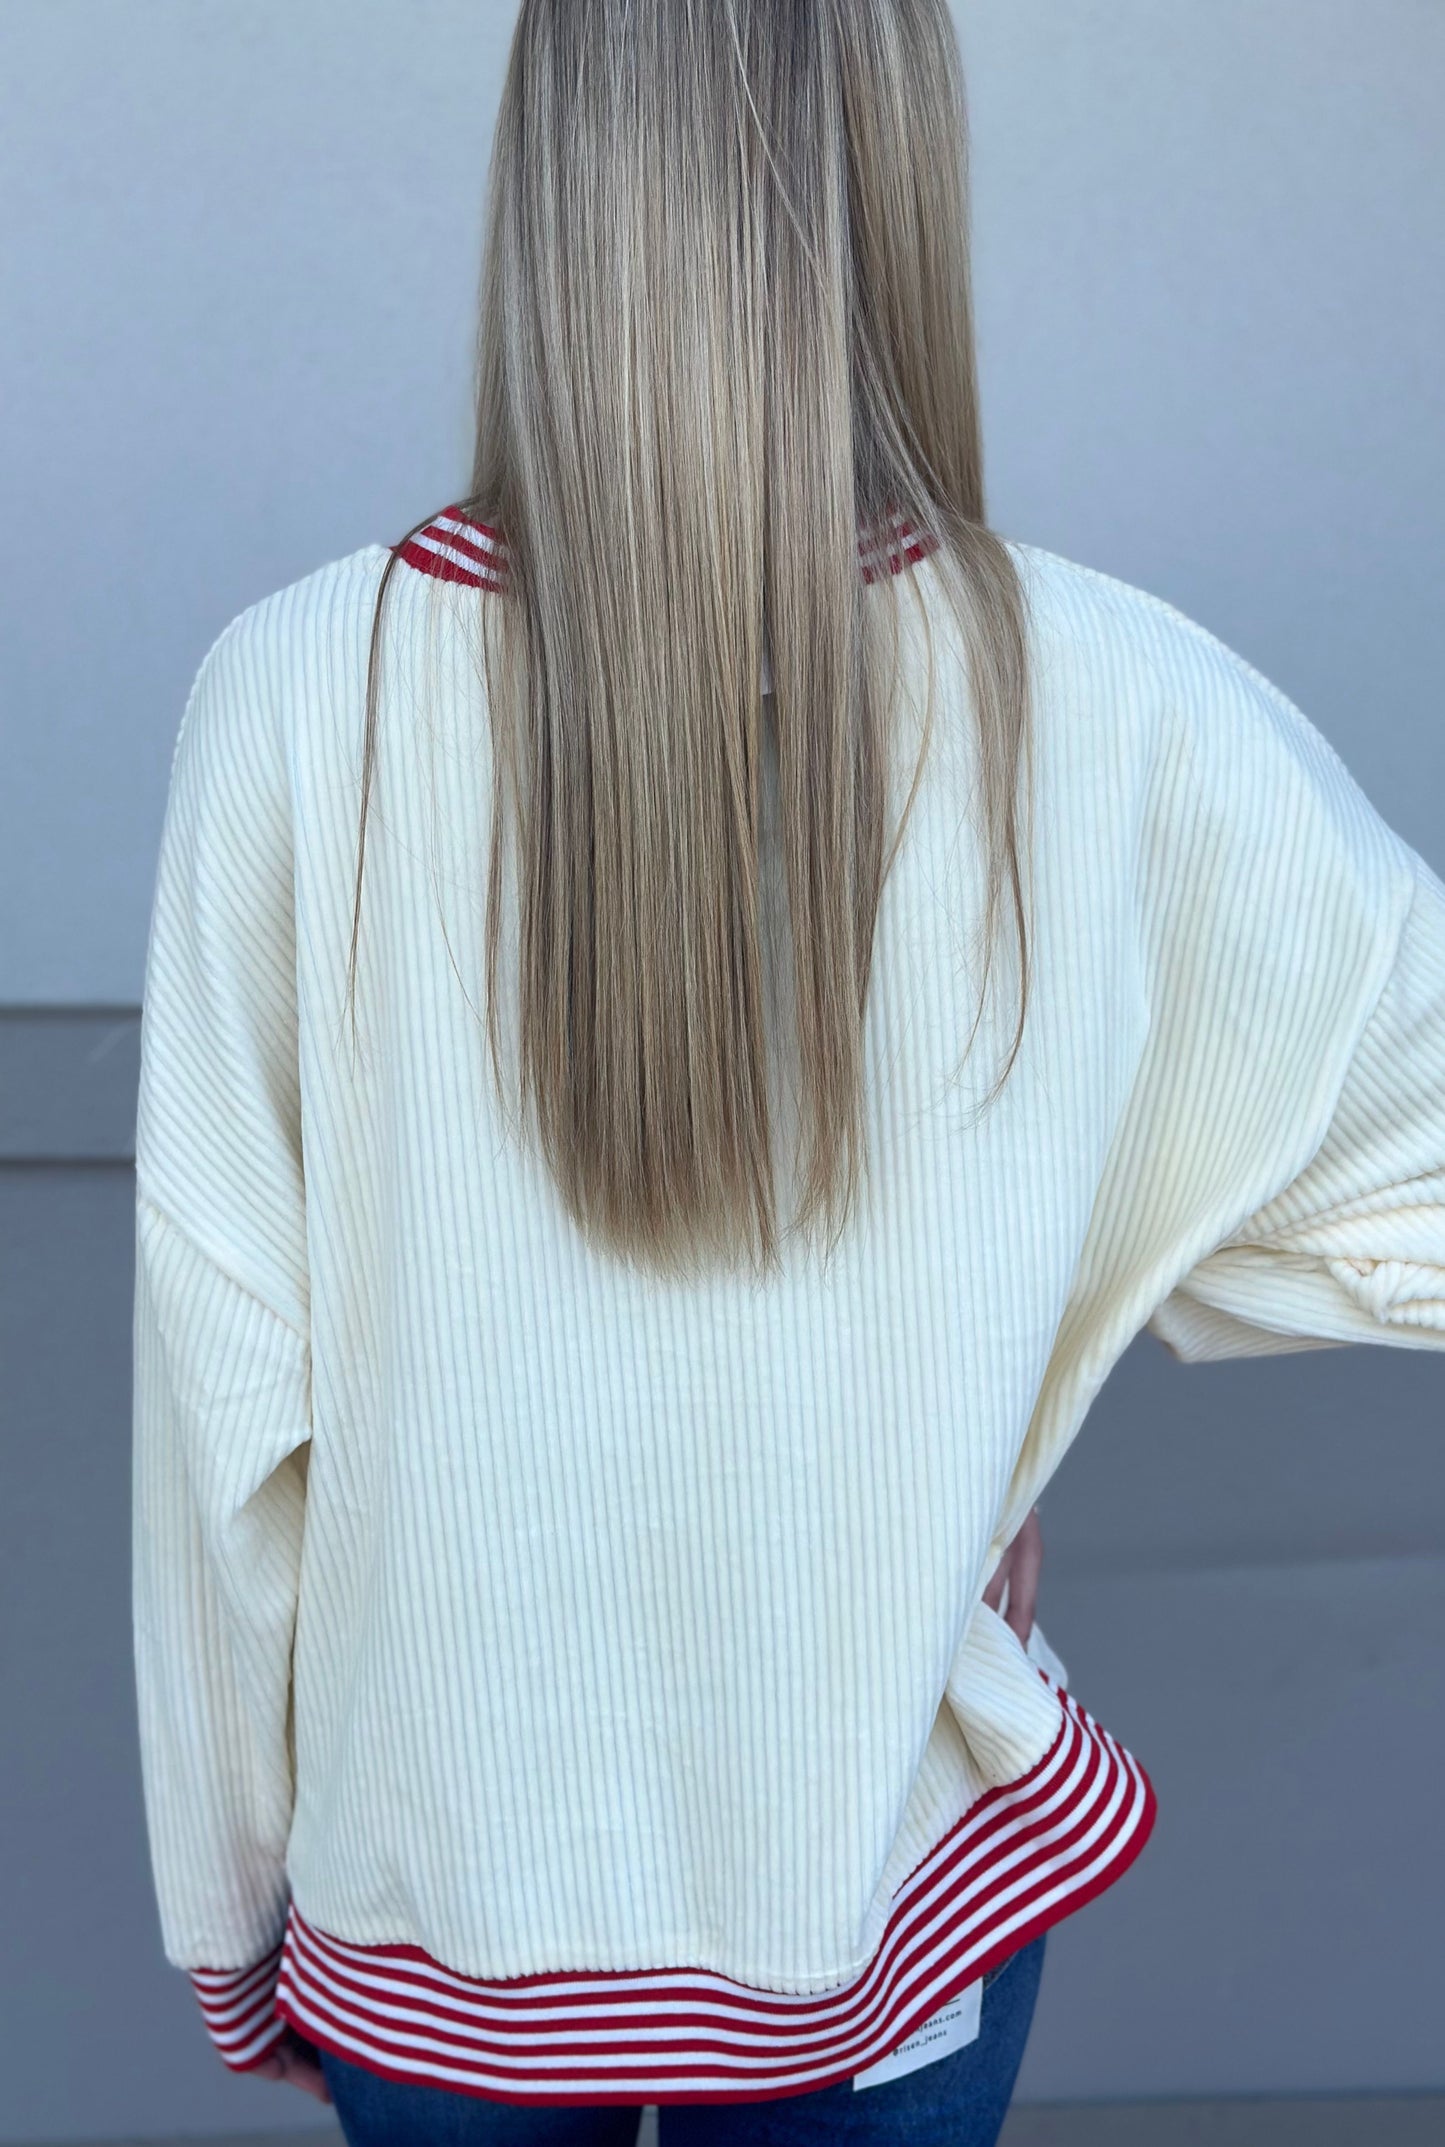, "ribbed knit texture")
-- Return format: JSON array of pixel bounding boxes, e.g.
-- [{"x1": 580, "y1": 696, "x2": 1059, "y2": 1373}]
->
[{"x1": 132, "y1": 531, "x2": 1445, "y2": 2043}]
